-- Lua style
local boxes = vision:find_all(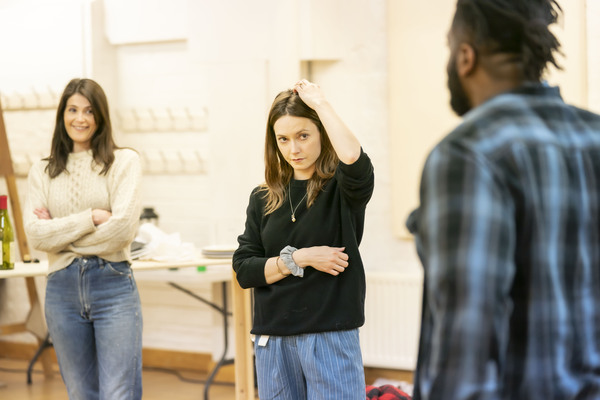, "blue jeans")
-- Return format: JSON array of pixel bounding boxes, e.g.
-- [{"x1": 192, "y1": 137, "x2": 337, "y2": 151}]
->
[
  {"x1": 45, "y1": 257, "x2": 143, "y2": 400},
  {"x1": 254, "y1": 329, "x2": 366, "y2": 400}
]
